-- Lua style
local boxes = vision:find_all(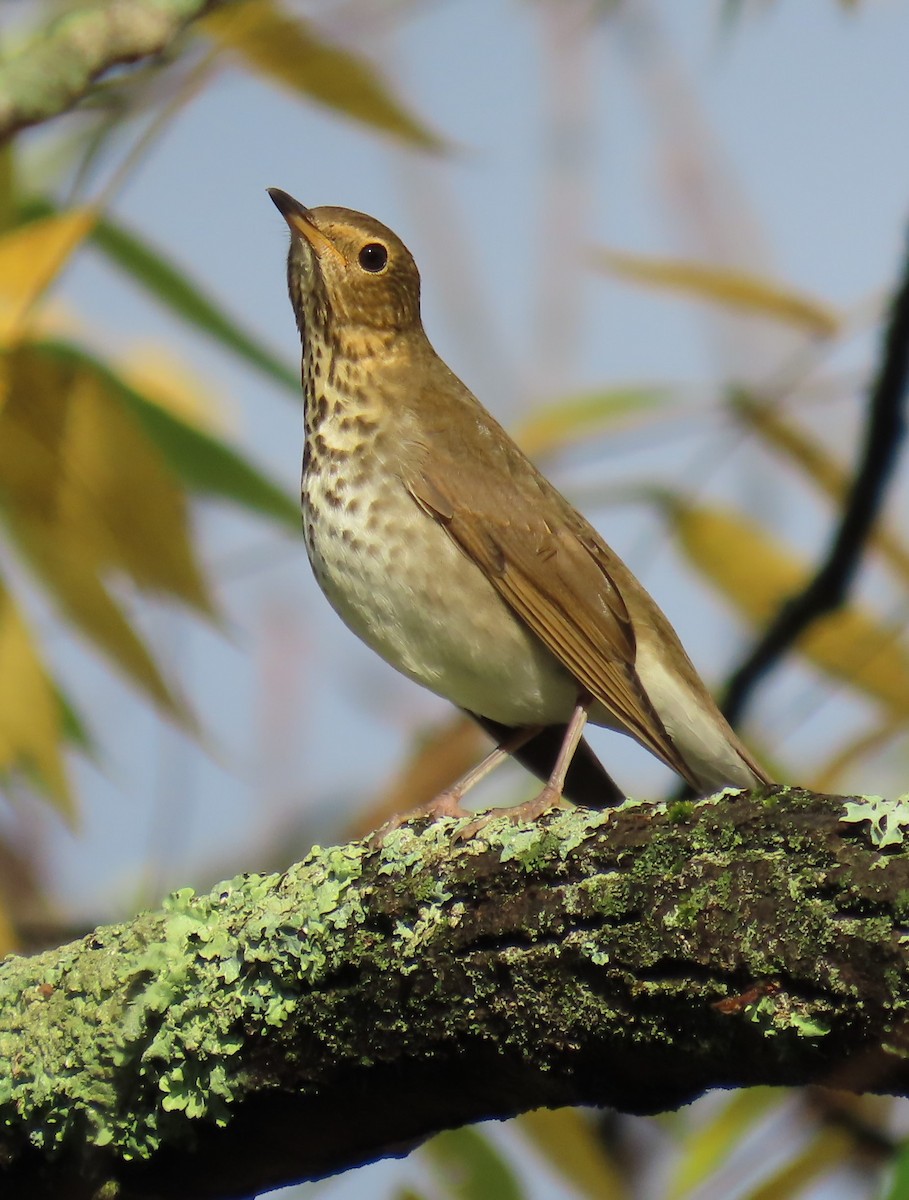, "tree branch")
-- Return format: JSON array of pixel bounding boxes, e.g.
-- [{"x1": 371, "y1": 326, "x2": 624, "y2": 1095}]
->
[
  {"x1": 722, "y1": 227, "x2": 909, "y2": 726},
  {"x1": 1, "y1": 787, "x2": 908, "y2": 1200},
  {"x1": 0, "y1": 0, "x2": 224, "y2": 142}
]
